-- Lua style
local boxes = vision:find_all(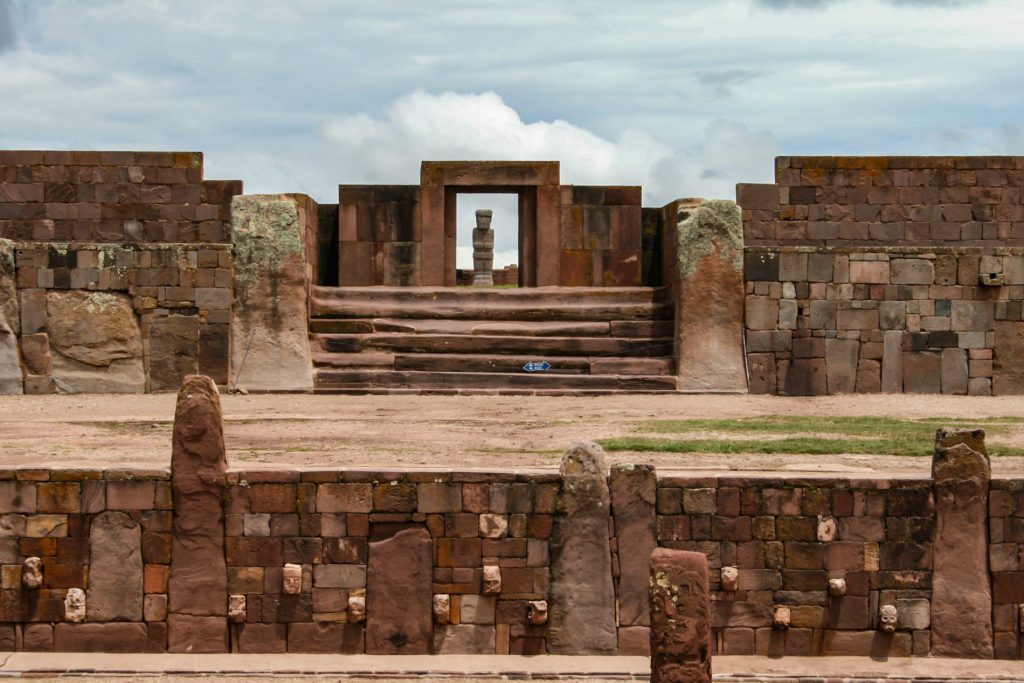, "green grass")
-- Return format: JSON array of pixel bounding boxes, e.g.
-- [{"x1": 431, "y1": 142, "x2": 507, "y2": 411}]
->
[{"x1": 597, "y1": 415, "x2": 1024, "y2": 457}]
